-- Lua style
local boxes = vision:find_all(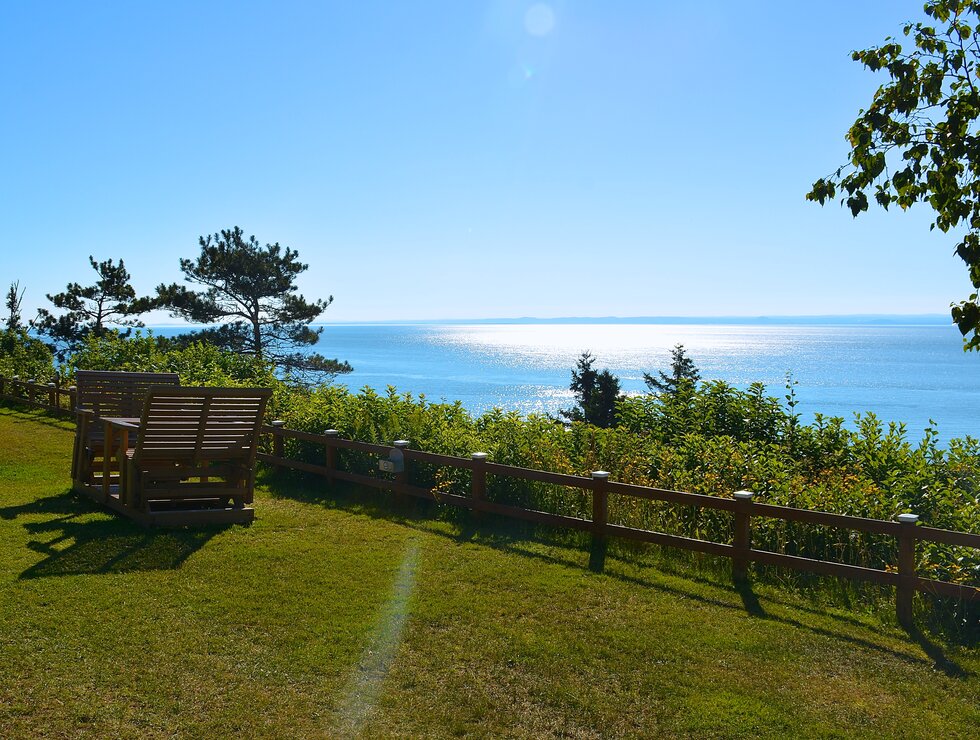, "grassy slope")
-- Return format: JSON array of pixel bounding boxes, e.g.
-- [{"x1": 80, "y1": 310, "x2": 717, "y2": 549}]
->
[{"x1": 0, "y1": 405, "x2": 978, "y2": 739}]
